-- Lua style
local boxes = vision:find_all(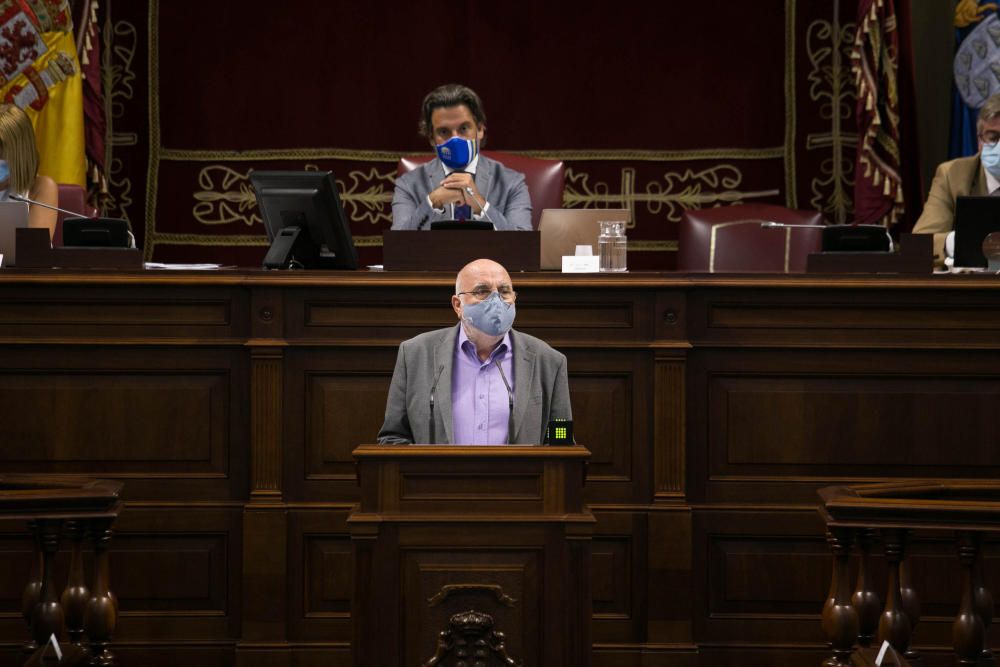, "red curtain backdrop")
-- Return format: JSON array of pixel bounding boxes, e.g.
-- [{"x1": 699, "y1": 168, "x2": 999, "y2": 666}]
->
[{"x1": 101, "y1": 0, "x2": 915, "y2": 268}]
